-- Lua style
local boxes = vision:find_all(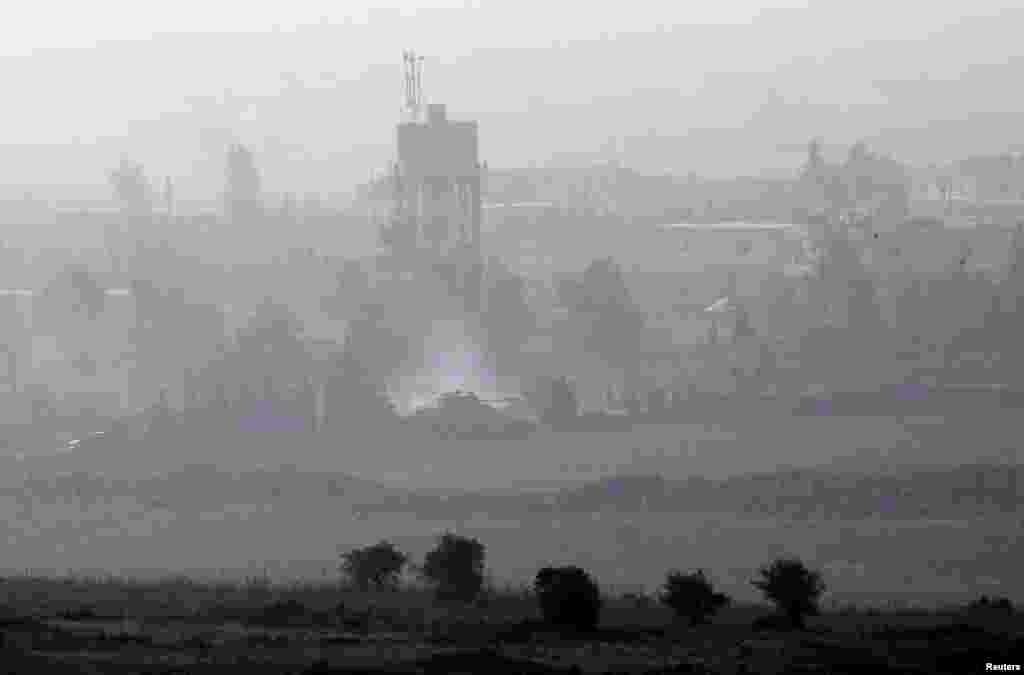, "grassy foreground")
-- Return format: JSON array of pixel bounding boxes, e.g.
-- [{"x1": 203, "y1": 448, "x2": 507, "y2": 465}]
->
[{"x1": 0, "y1": 573, "x2": 1020, "y2": 673}]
